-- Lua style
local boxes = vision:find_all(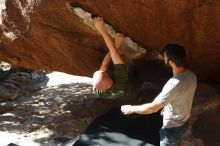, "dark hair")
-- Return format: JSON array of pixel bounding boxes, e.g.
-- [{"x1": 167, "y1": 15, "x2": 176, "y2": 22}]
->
[{"x1": 162, "y1": 44, "x2": 186, "y2": 67}]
